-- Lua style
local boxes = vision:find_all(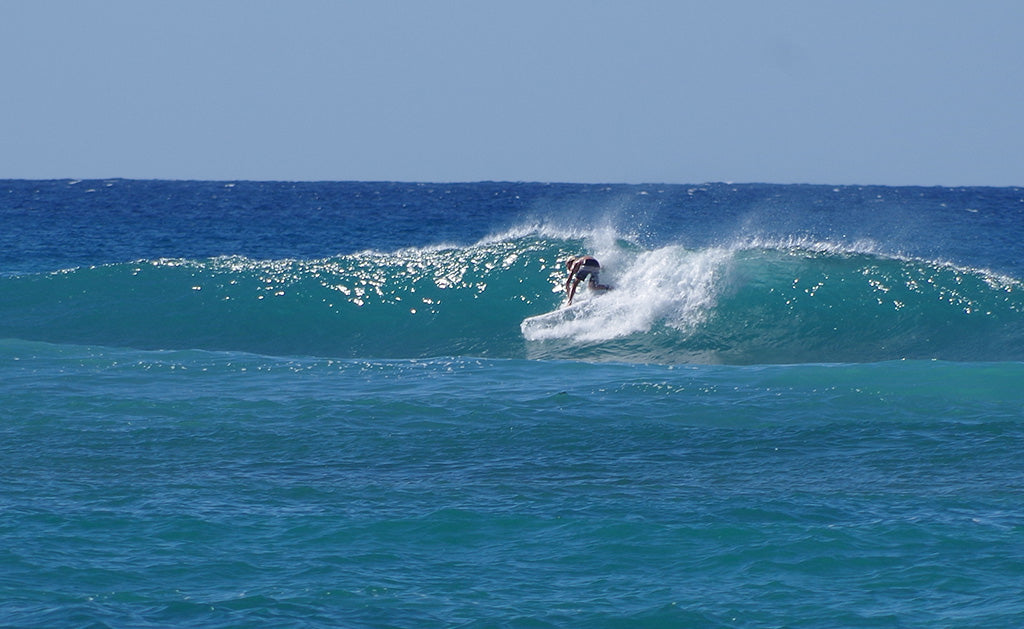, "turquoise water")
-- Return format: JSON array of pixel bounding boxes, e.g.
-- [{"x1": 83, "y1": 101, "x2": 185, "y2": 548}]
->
[
  {"x1": 2, "y1": 180, "x2": 1023, "y2": 627},
  {"x1": 4, "y1": 241, "x2": 1022, "y2": 364}
]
